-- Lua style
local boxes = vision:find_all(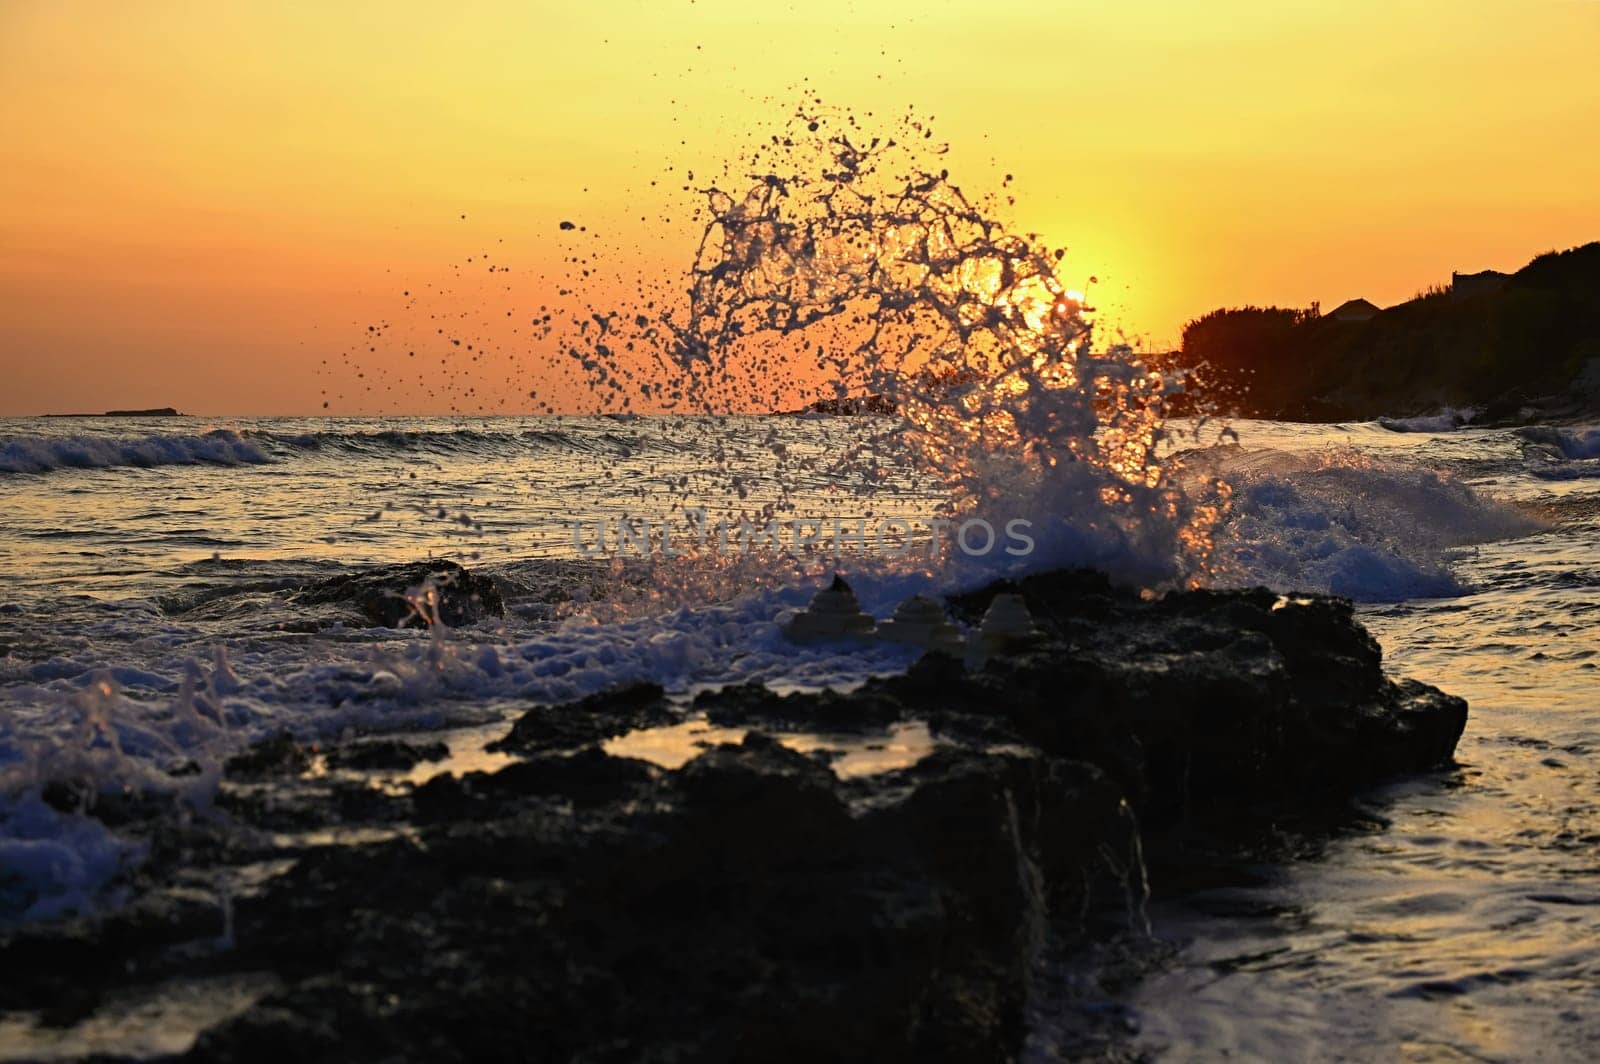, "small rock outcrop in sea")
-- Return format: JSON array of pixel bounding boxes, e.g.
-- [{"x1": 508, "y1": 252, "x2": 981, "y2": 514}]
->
[
  {"x1": 780, "y1": 574, "x2": 876, "y2": 643},
  {"x1": 290, "y1": 559, "x2": 505, "y2": 628},
  {"x1": 0, "y1": 569, "x2": 1468, "y2": 1062}
]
